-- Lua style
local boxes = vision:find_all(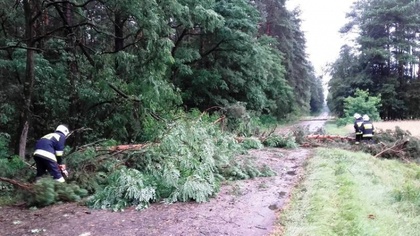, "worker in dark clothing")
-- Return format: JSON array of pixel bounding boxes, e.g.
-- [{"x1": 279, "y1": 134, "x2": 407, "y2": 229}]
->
[
  {"x1": 33, "y1": 125, "x2": 70, "y2": 182},
  {"x1": 353, "y1": 113, "x2": 363, "y2": 144},
  {"x1": 360, "y1": 115, "x2": 374, "y2": 144}
]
